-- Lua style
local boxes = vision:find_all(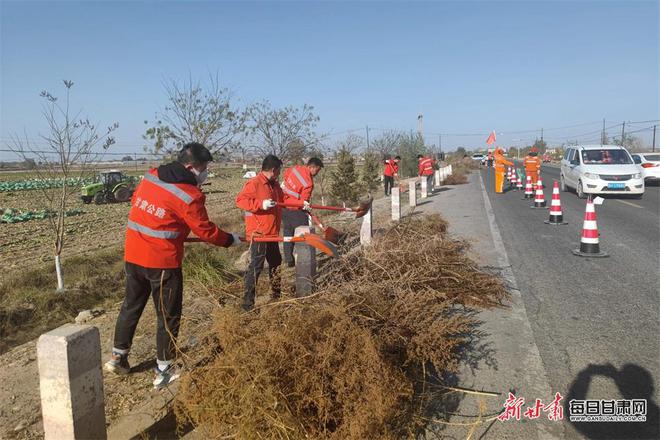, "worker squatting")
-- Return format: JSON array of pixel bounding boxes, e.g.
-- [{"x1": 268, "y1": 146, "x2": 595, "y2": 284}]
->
[{"x1": 105, "y1": 143, "x2": 323, "y2": 389}]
